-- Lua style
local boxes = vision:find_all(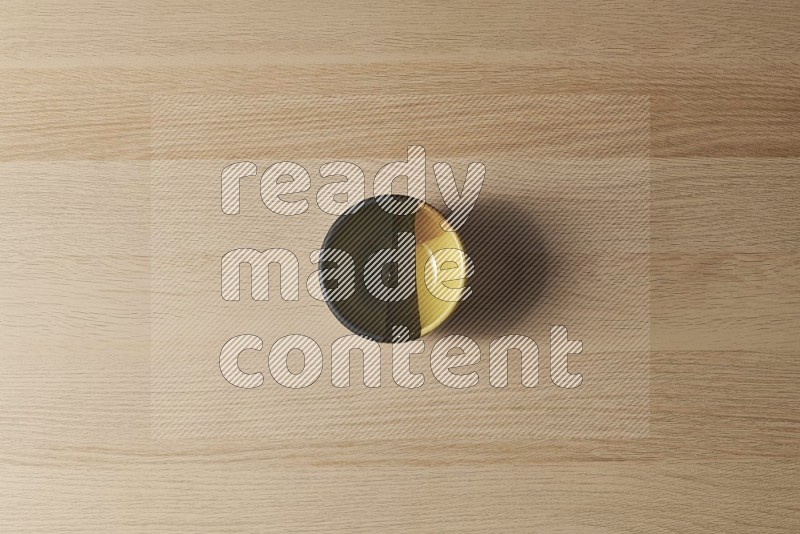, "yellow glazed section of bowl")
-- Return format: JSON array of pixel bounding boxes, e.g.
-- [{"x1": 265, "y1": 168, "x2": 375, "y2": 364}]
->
[{"x1": 414, "y1": 203, "x2": 468, "y2": 337}]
